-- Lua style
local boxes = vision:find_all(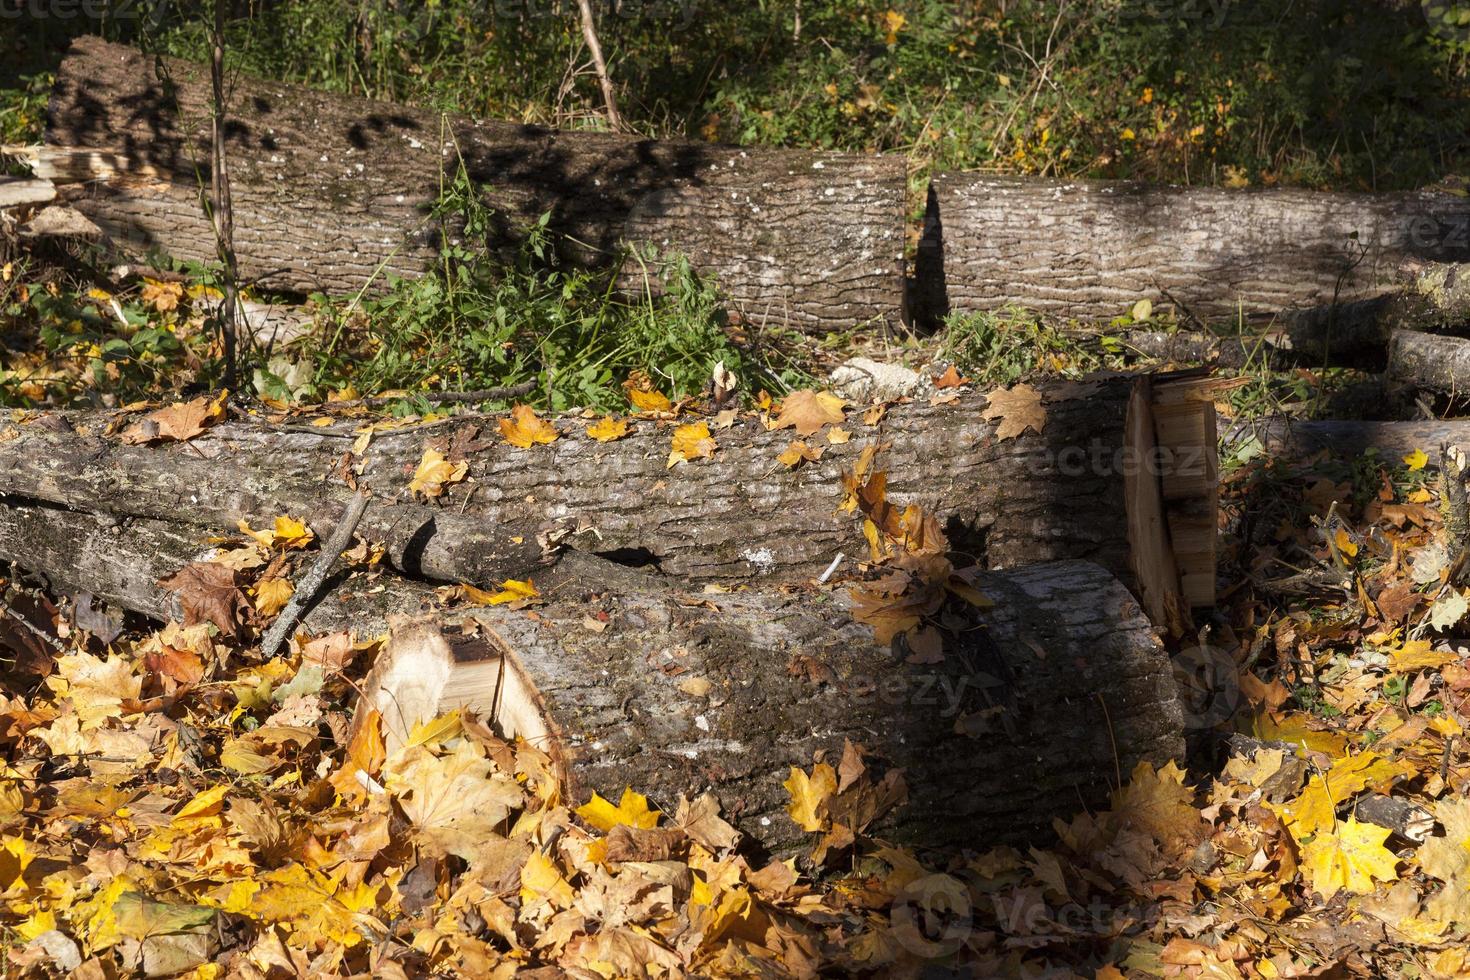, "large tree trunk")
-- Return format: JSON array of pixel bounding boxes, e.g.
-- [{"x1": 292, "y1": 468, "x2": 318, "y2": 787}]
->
[
  {"x1": 1389, "y1": 330, "x2": 1470, "y2": 394},
  {"x1": 43, "y1": 36, "x2": 906, "y2": 334},
  {"x1": 920, "y1": 176, "x2": 1470, "y2": 326},
  {"x1": 1224, "y1": 417, "x2": 1470, "y2": 464},
  {"x1": 0, "y1": 492, "x2": 1184, "y2": 853},
  {"x1": 0, "y1": 372, "x2": 1221, "y2": 631}
]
